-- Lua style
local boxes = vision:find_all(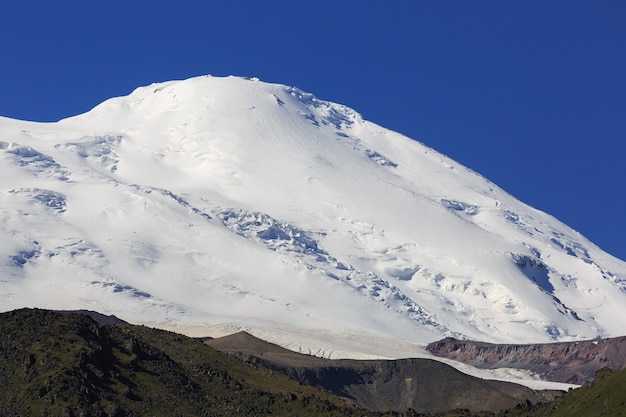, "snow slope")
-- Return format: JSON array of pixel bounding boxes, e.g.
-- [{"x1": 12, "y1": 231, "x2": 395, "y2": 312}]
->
[{"x1": 1, "y1": 75, "x2": 625, "y2": 362}]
